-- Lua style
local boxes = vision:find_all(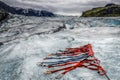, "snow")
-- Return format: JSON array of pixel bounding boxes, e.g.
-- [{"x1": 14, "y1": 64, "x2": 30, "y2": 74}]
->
[{"x1": 0, "y1": 15, "x2": 120, "y2": 80}]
